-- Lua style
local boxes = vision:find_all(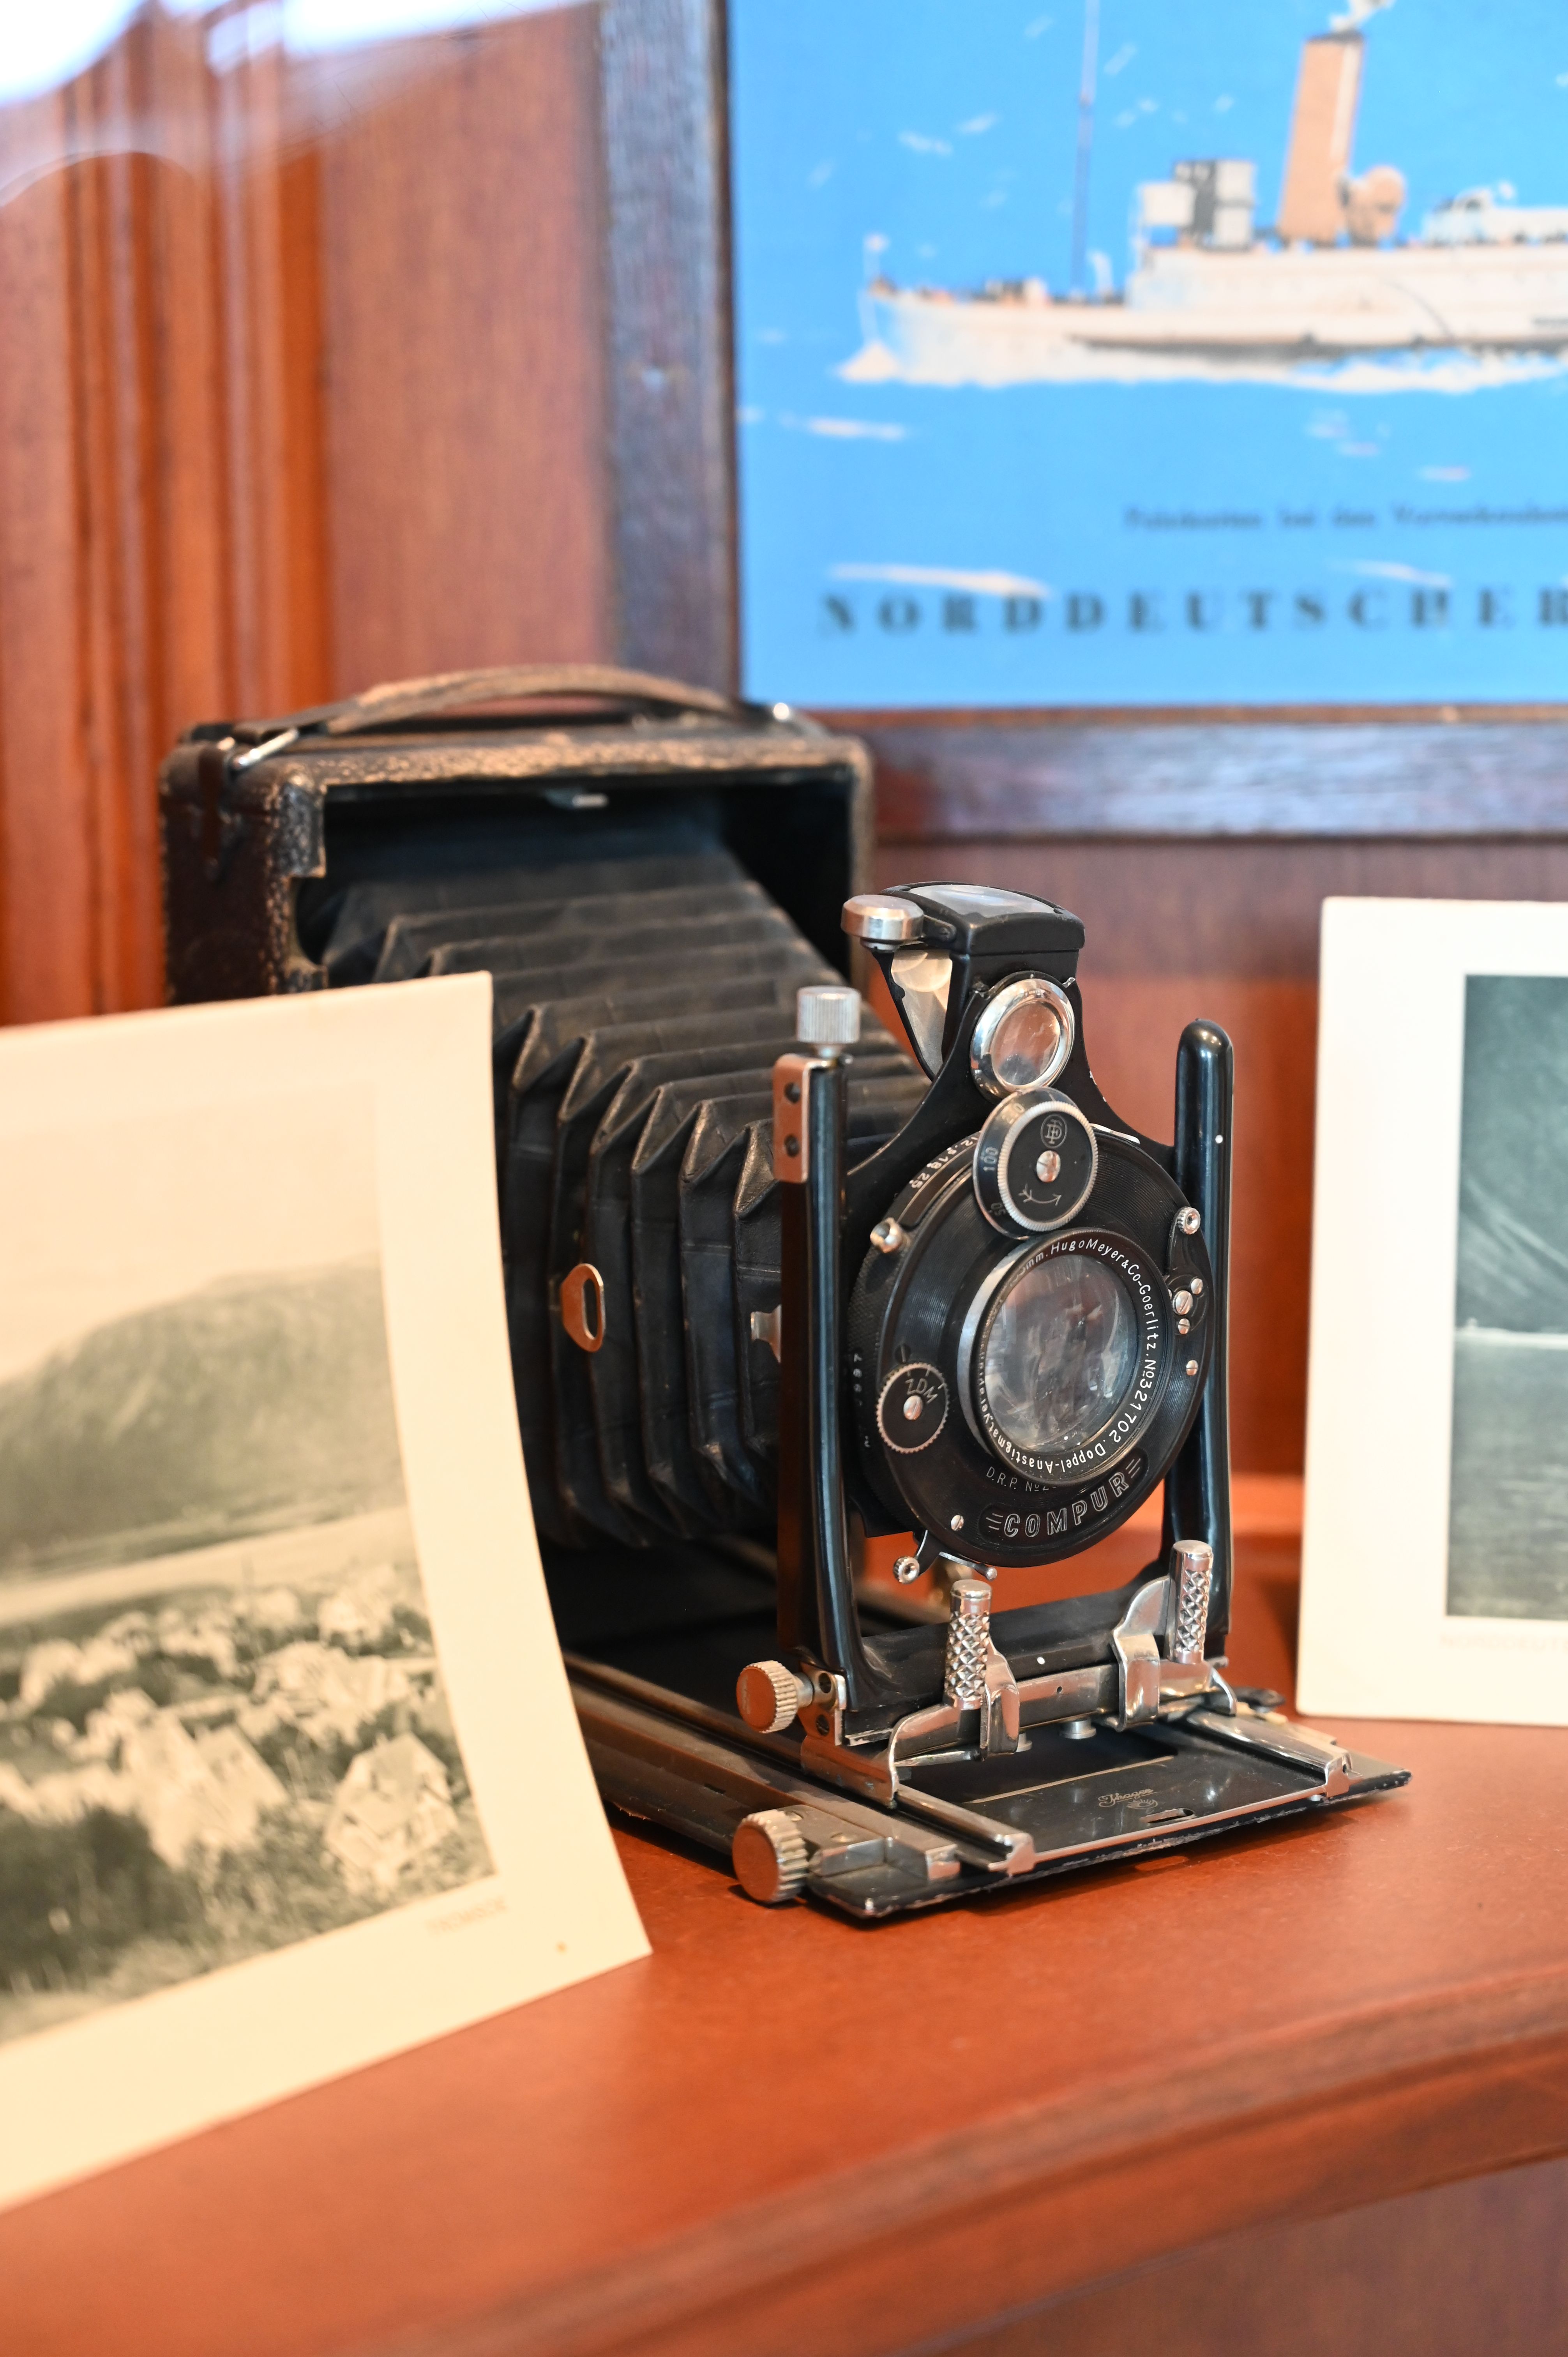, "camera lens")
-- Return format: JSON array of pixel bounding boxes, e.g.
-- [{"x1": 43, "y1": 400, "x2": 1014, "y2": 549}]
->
[
  {"x1": 989, "y1": 997, "x2": 1063, "y2": 1090},
  {"x1": 977, "y1": 1249, "x2": 1139, "y2": 1458}
]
